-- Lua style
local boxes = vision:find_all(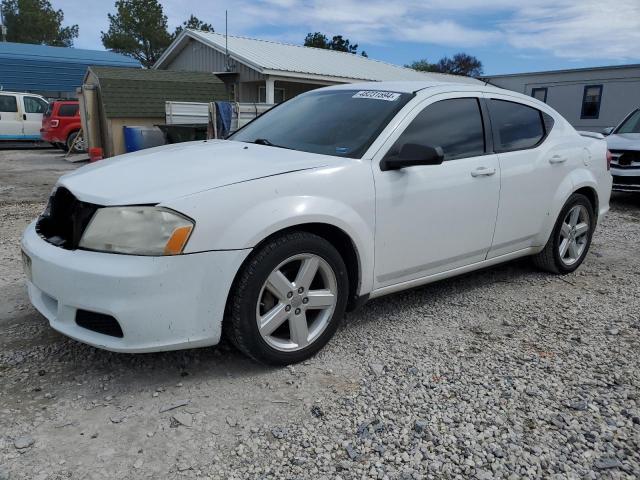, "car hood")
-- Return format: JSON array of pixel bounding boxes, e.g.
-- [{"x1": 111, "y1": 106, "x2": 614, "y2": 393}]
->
[
  {"x1": 58, "y1": 140, "x2": 331, "y2": 205},
  {"x1": 606, "y1": 133, "x2": 640, "y2": 151}
]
